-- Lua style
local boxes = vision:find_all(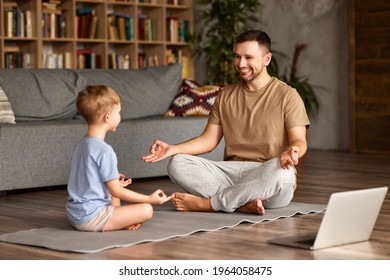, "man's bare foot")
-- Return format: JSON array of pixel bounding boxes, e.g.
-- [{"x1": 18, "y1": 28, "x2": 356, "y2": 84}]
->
[
  {"x1": 171, "y1": 192, "x2": 214, "y2": 212},
  {"x1": 127, "y1": 223, "x2": 141, "y2": 230},
  {"x1": 237, "y1": 199, "x2": 265, "y2": 215}
]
